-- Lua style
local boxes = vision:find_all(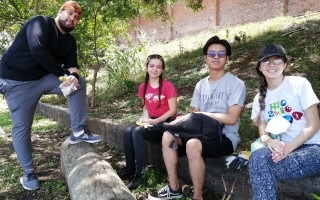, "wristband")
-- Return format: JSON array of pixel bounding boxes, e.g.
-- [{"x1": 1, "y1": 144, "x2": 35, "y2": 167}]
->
[{"x1": 71, "y1": 72, "x2": 79, "y2": 80}]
